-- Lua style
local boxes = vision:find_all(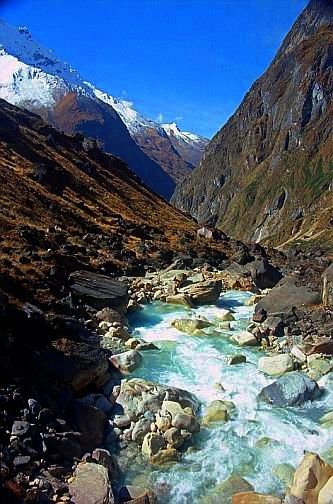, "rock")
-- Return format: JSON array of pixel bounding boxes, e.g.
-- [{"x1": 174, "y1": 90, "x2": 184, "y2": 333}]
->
[
  {"x1": 322, "y1": 263, "x2": 333, "y2": 308},
  {"x1": 216, "y1": 309, "x2": 235, "y2": 322},
  {"x1": 118, "y1": 485, "x2": 155, "y2": 503},
  {"x1": 113, "y1": 414, "x2": 131, "y2": 429},
  {"x1": 258, "y1": 354, "x2": 293, "y2": 376},
  {"x1": 197, "y1": 226, "x2": 213, "y2": 239},
  {"x1": 69, "y1": 462, "x2": 115, "y2": 504},
  {"x1": 11, "y1": 420, "x2": 30, "y2": 437},
  {"x1": 155, "y1": 411, "x2": 172, "y2": 432},
  {"x1": 91, "y1": 448, "x2": 119, "y2": 480},
  {"x1": 182, "y1": 280, "x2": 222, "y2": 305},
  {"x1": 319, "y1": 475, "x2": 333, "y2": 504},
  {"x1": 227, "y1": 355, "x2": 246, "y2": 365},
  {"x1": 105, "y1": 326, "x2": 131, "y2": 341},
  {"x1": 69, "y1": 271, "x2": 128, "y2": 311},
  {"x1": 255, "y1": 276, "x2": 321, "y2": 318},
  {"x1": 258, "y1": 372, "x2": 321, "y2": 407},
  {"x1": 171, "y1": 318, "x2": 212, "y2": 334},
  {"x1": 261, "y1": 316, "x2": 284, "y2": 337},
  {"x1": 307, "y1": 355, "x2": 333, "y2": 376},
  {"x1": 110, "y1": 350, "x2": 143, "y2": 373},
  {"x1": 79, "y1": 394, "x2": 113, "y2": 414},
  {"x1": 149, "y1": 448, "x2": 179, "y2": 465},
  {"x1": 232, "y1": 331, "x2": 259, "y2": 347},
  {"x1": 202, "y1": 400, "x2": 231, "y2": 424},
  {"x1": 172, "y1": 413, "x2": 200, "y2": 433},
  {"x1": 132, "y1": 417, "x2": 152, "y2": 444},
  {"x1": 291, "y1": 345, "x2": 307, "y2": 363},
  {"x1": 290, "y1": 452, "x2": 333, "y2": 503},
  {"x1": 272, "y1": 463, "x2": 295, "y2": 488},
  {"x1": 125, "y1": 338, "x2": 141, "y2": 349},
  {"x1": 163, "y1": 427, "x2": 184, "y2": 449},
  {"x1": 253, "y1": 308, "x2": 267, "y2": 323},
  {"x1": 115, "y1": 378, "x2": 199, "y2": 422},
  {"x1": 166, "y1": 294, "x2": 195, "y2": 308},
  {"x1": 28, "y1": 398, "x2": 41, "y2": 416},
  {"x1": 245, "y1": 258, "x2": 282, "y2": 289},
  {"x1": 141, "y1": 432, "x2": 166, "y2": 458},
  {"x1": 320, "y1": 411, "x2": 333, "y2": 425},
  {"x1": 73, "y1": 400, "x2": 106, "y2": 452},
  {"x1": 13, "y1": 455, "x2": 31, "y2": 469},
  {"x1": 307, "y1": 338, "x2": 333, "y2": 356},
  {"x1": 202, "y1": 475, "x2": 254, "y2": 504},
  {"x1": 245, "y1": 294, "x2": 263, "y2": 306},
  {"x1": 162, "y1": 400, "x2": 188, "y2": 419},
  {"x1": 232, "y1": 493, "x2": 282, "y2": 503},
  {"x1": 96, "y1": 307, "x2": 126, "y2": 325}
]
